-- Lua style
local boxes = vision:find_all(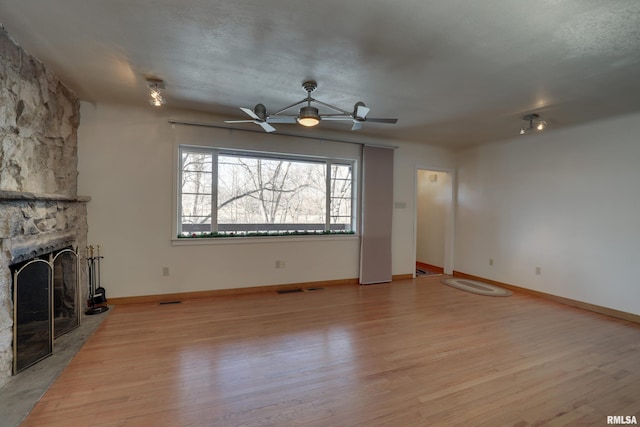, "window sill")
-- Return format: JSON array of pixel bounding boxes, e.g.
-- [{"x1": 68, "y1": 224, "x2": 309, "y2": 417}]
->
[{"x1": 171, "y1": 233, "x2": 360, "y2": 246}]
